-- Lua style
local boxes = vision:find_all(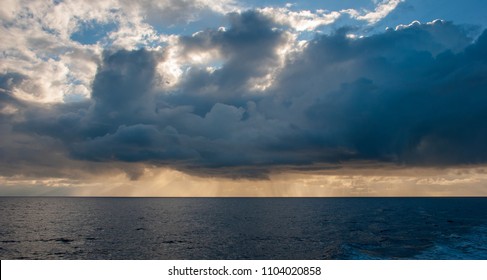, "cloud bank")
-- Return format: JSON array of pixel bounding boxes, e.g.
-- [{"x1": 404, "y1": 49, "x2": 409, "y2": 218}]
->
[{"x1": 1, "y1": 6, "x2": 487, "y2": 180}]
